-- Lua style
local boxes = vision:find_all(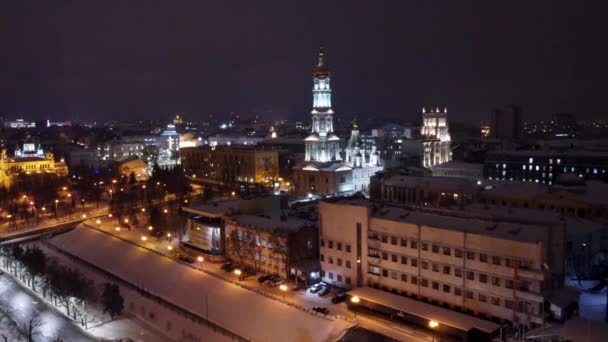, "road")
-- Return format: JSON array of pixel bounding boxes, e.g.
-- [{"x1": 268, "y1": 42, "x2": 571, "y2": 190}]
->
[{"x1": 0, "y1": 273, "x2": 94, "y2": 342}]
